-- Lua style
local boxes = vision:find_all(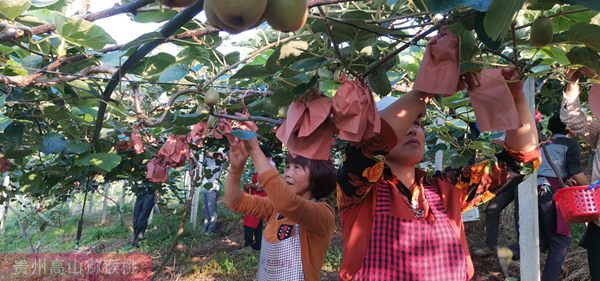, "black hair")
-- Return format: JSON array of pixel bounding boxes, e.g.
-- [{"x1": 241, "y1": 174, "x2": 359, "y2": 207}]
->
[
  {"x1": 284, "y1": 154, "x2": 336, "y2": 200},
  {"x1": 259, "y1": 144, "x2": 272, "y2": 158},
  {"x1": 548, "y1": 113, "x2": 568, "y2": 135}
]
